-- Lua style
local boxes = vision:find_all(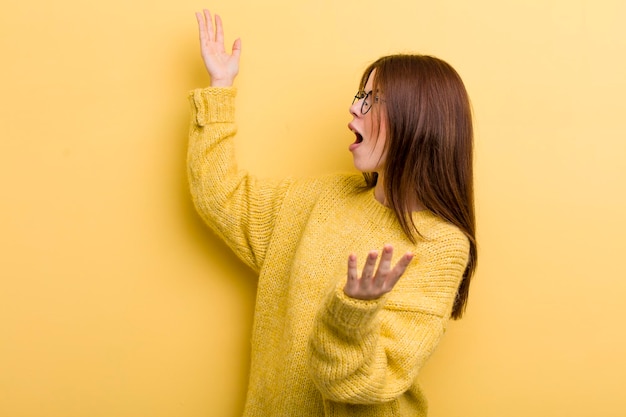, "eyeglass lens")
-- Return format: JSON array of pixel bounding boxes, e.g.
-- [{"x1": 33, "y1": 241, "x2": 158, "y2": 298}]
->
[{"x1": 352, "y1": 91, "x2": 372, "y2": 115}]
